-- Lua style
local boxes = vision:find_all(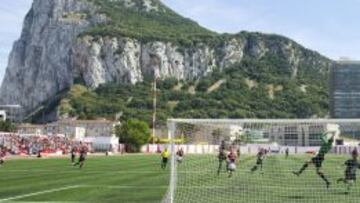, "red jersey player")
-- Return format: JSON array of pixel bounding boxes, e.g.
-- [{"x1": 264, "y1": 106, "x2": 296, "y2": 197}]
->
[{"x1": 227, "y1": 150, "x2": 237, "y2": 177}]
